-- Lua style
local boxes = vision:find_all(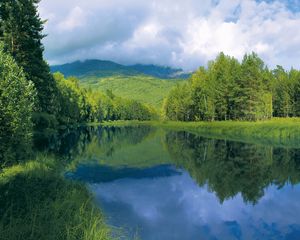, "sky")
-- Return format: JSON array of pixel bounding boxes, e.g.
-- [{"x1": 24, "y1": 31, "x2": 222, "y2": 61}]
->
[{"x1": 39, "y1": 0, "x2": 300, "y2": 71}]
